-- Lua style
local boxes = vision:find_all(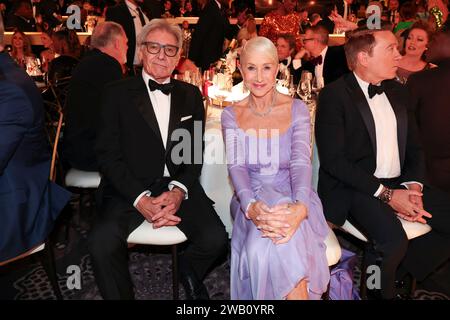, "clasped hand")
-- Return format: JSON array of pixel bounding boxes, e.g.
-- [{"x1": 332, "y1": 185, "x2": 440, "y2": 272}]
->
[
  {"x1": 248, "y1": 201, "x2": 308, "y2": 244},
  {"x1": 388, "y1": 187, "x2": 432, "y2": 224},
  {"x1": 136, "y1": 188, "x2": 185, "y2": 228}
]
